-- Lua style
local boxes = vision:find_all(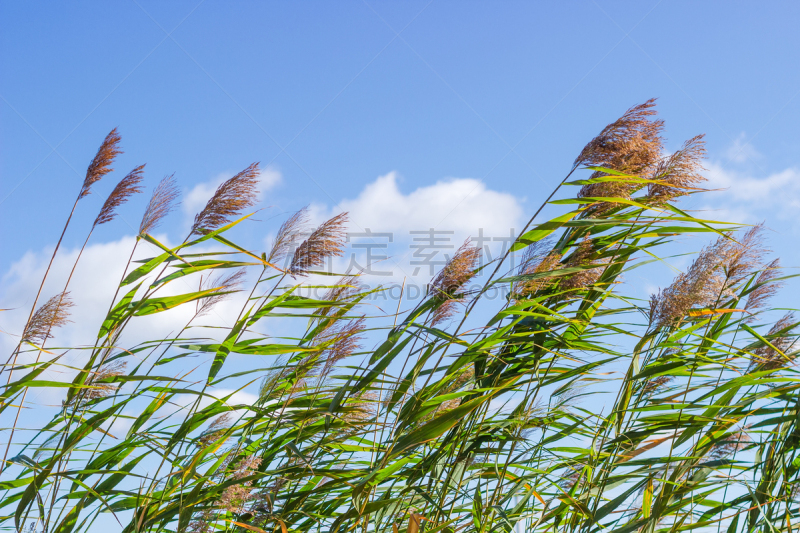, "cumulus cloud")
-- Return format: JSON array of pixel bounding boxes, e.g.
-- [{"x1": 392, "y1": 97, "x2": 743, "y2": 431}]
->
[
  {"x1": 296, "y1": 172, "x2": 526, "y2": 283},
  {"x1": 725, "y1": 132, "x2": 762, "y2": 164},
  {"x1": 702, "y1": 161, "x2": 800, "y2": 223},
  {"x1": 316, "y1": 171, "x2": 524, "y2": 238}
]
